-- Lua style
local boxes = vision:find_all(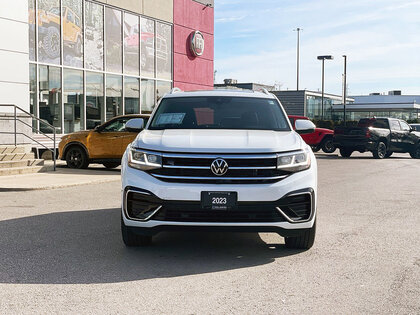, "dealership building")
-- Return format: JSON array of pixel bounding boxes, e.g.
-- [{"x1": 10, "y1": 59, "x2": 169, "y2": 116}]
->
[
  {"x1": 332, "y1": 92, "x2": 420, "y2": 121},
  {"x1": 0, "y1": 0, "x2": 214, "y2": 141}
]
